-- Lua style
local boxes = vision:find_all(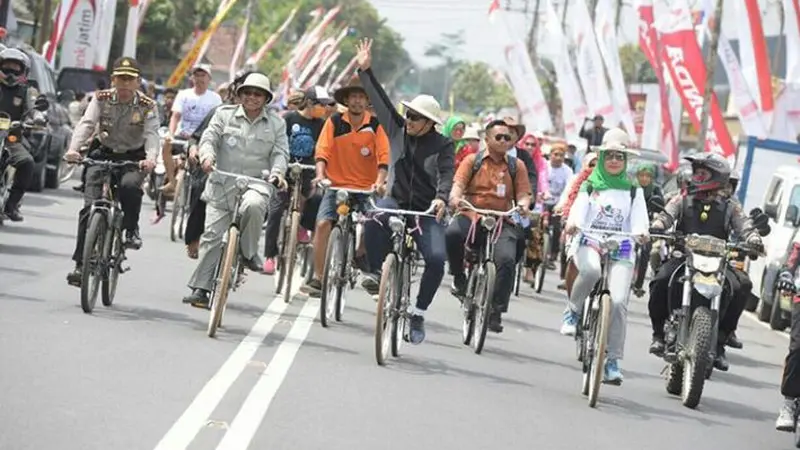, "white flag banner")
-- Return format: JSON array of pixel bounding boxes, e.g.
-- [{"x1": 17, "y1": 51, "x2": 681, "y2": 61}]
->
[
  {"x1": 784, "y1": 0, "x2": 800, "y2": 84},
  {"x1": 540, "y1": 0, "x2": 588, "y2": 141},
  {"x1": 569, "y1": 0, "x2": 617, "y2": 125},
  {"x1": 59, "y1": 0, "x2": 99, "y2": 70},
  {"x1": 488, "y1": 0, "x2": 553, "y2": 132},
  {"x1": 716, "y1": 31, "x2": 769, "y2": 138},
  {"x1": 734, "y1": 0, "x2": 774, "y2": 129},
  {"x1": 92, "y1": 0, "x2": 117, "y2": 70},
  {"x1": 594, "y1": 0, "x2": 635, "y2": 134}
]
